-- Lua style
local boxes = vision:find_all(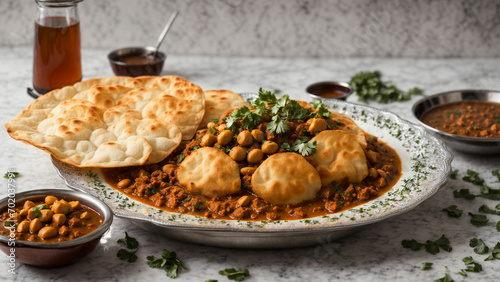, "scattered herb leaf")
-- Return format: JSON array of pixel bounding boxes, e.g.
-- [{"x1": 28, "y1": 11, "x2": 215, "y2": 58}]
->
[
  {"x1": 442, "y1": 205, "x2": 463, "y2": 218},
  {"x1": 485, "y1": 242, "x2": 500, "y2": 261},
  {"x1": 449, "y1": 170, "x2": 458, "y2": 179},
  {"x1": 147, "y1": 249, "x2": 187, "y2": 279},
  {"x1": 3, "y1": 171, "x2": 20, "y2": 179},
  {"x1": 421, "y1": 262, "x2": 433, "y2": 270},
  {"x1": 117, "y1": 249, "x2": 138, "y2": 263},
  {"x1": 453, "y1": 189, "x2": 476, "y2": 200},
  {"x1": 462, "y1": 169, "x2": 484, "y2": 186},
  {"x1": 117, "y1": 232, "x2": 139, "y2": 250},
  {"x1": 468, "y1": 212, "x2": 489, "y2": 227},
  {"x1": 469, "y1": 238, "x2": 489, "y2": 254},
  {"x1": 218, "y1": 268, "x2": 250, "y2": 281}
]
